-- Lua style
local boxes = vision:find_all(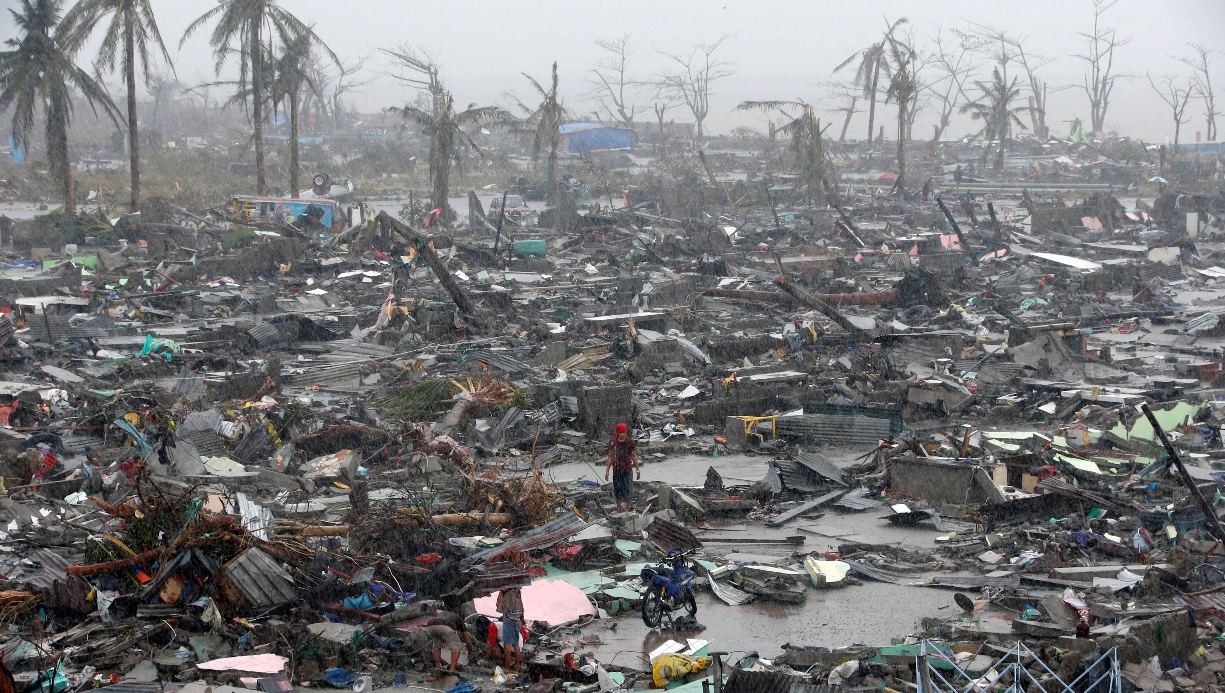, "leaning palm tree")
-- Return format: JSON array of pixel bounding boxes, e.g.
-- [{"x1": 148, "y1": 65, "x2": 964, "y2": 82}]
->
[
  {"x1": 181, "y1": 0, "x2": 336, "y2": 196},
  {"x1": 389, "y1": 92, "x2": 511, "y2": 223},
  {"x1": 833, "y1": 17, "x2": 907, "y2": 144},
  {"x1": 62, "y1": 0, "x2": 172, "y2": 213},
  {"x1": 736, "y1": 99, "x2": 835, "y2": 207},
  {"x1": 0, "y1": 0, "x2": 121, "y2": 213},
  {"x1": 271, "y1": 32, "x2": 318, "y2": 198},
  {"x1": 513, "y1": 62, "x2": 566, "y2": 204},
  {"x1": 960, "y1": 67, "x2": 1029, "y2": 171}
]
